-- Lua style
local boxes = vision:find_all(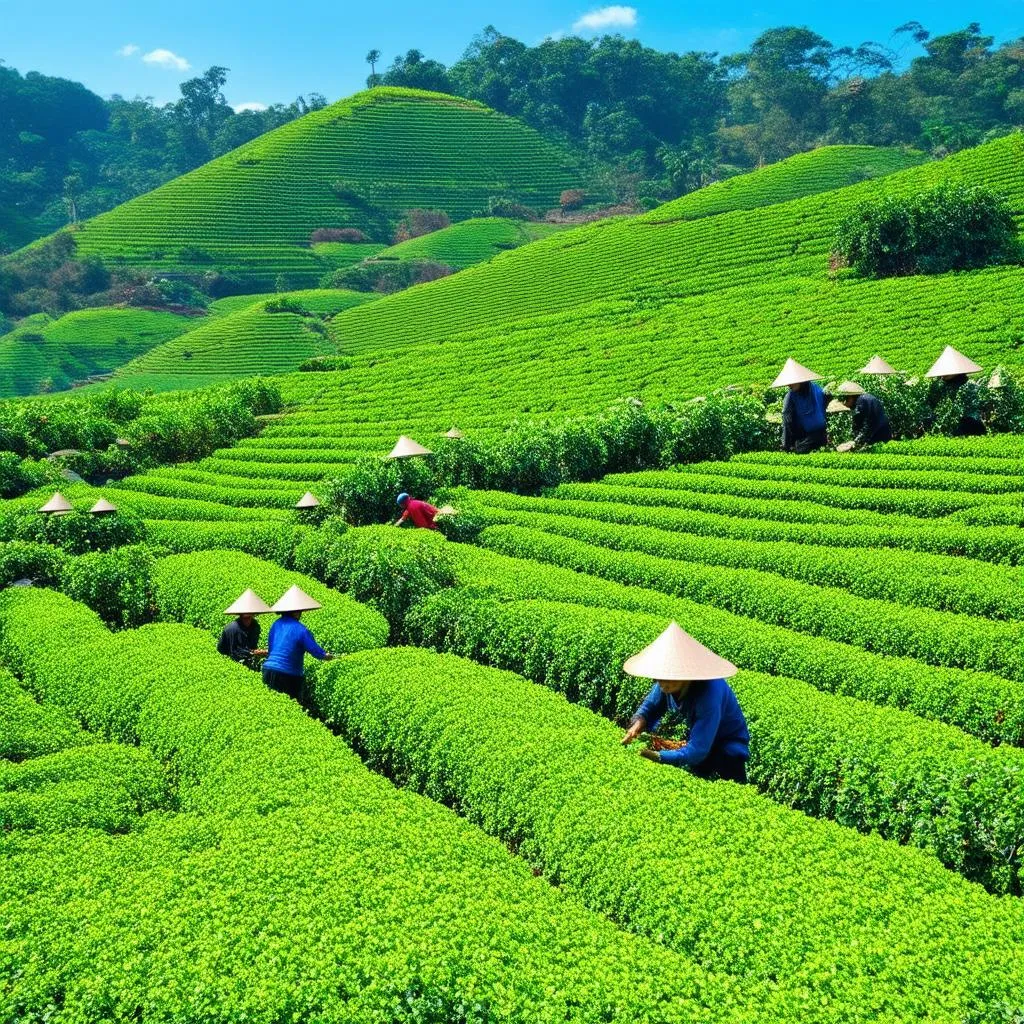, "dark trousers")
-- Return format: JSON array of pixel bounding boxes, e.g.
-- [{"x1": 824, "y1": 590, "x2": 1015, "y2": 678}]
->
[
  {"x1": 791, "y1": 428, "x2": 827, "y2": 454},
  {"x1": 689, "y1": 749, "x2": 748, "y2": 784},
  {"x1": 262, "y1": 666, "x2": 305, "y2": 702}
]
